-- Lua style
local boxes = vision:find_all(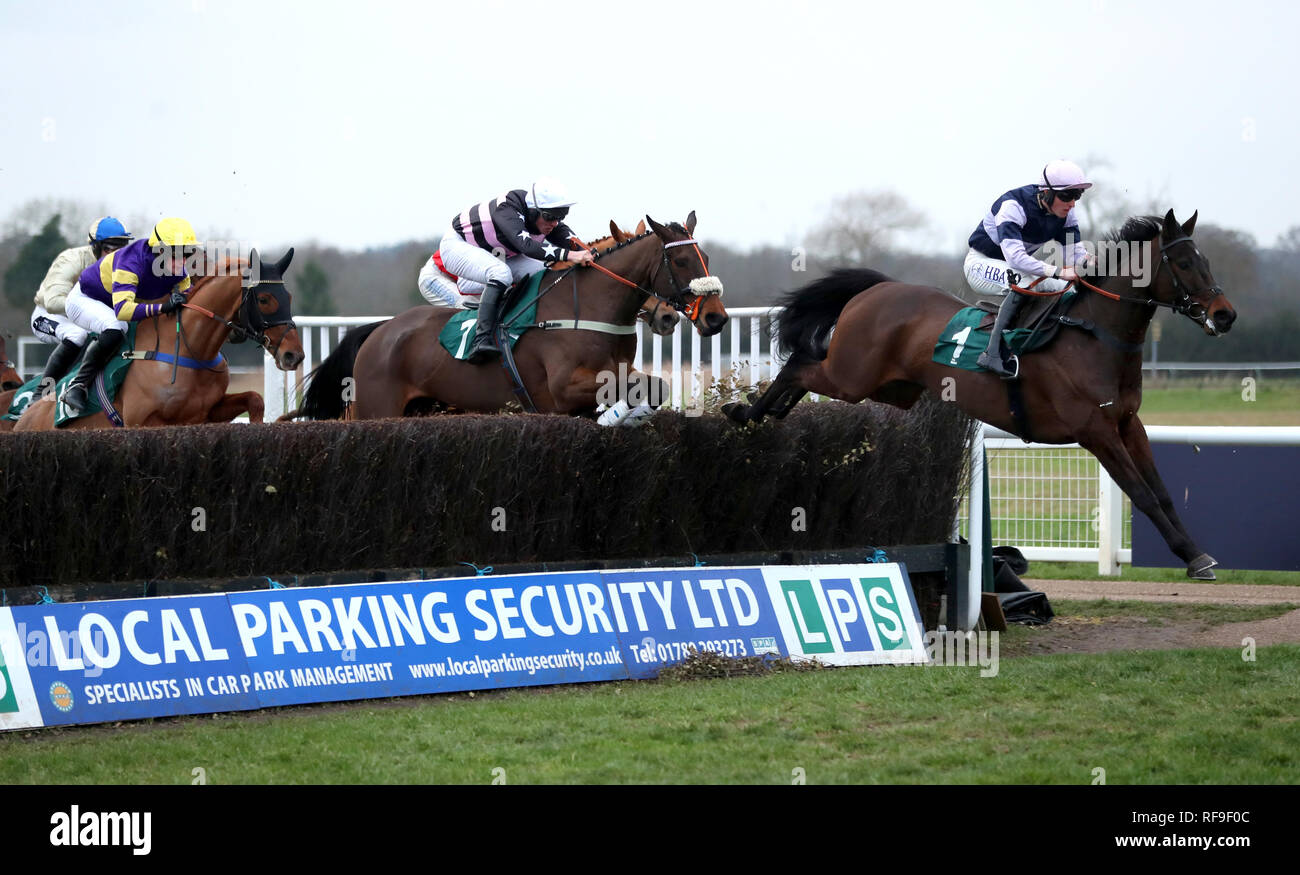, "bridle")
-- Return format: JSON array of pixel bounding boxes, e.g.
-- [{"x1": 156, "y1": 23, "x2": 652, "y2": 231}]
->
[
  {"x1": 180, "y1": 275, "x2": 297, "y2": 356},
  {"x1": 564, "y1": 231, "x2": 723, "y2": 322},
  {"x1": 1008, "y1": 234, "x2": 1223, "y2": 320},
  {"x1": 1150, "y1": 235, "x2": 1224, "y2": 320}
]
